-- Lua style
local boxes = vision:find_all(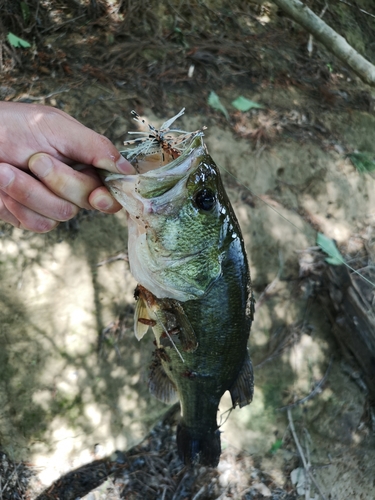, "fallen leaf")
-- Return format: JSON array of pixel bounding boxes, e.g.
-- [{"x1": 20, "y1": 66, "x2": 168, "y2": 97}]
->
[
  {"x1": 252, "y1": 482, "x2": 272, "y2": 497},
  {"x1": 290, "y1": 467, "x2": 306, "y2": 495},
  {"x1": 348, "y1": 152, "x2": 375, "y2": 173},
  {"x1": 208, "y1": 91, "x2": 229, "y2": 120},
  {"x1": 317, "y1": 232, "x2": 344, "y2": 265},
  {"x1": 232, "y1": 95, "x2": 265, "y2": 111},
  {"x1": 7, "y1": 32, "x2": 31, "y2": 48}
]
